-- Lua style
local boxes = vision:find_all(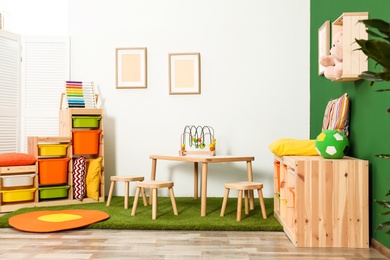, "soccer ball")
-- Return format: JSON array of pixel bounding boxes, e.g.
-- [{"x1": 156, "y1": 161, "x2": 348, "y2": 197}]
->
[{"x1": 315, "y1": 130, "x2": 349, "y2": 159}]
